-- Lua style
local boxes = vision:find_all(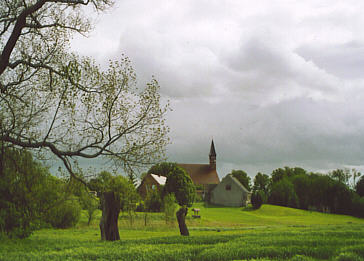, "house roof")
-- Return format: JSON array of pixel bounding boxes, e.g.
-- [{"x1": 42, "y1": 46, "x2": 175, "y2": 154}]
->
[
  {"x1": 227, "y1": 174, "x2": 250, "y2": 193},
  {"x1": 177, "y1": 163, "x2": 219, "y2": 185},
  {"x1": 150, "y1": 173, "x2": 167, "y2": 185}
]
